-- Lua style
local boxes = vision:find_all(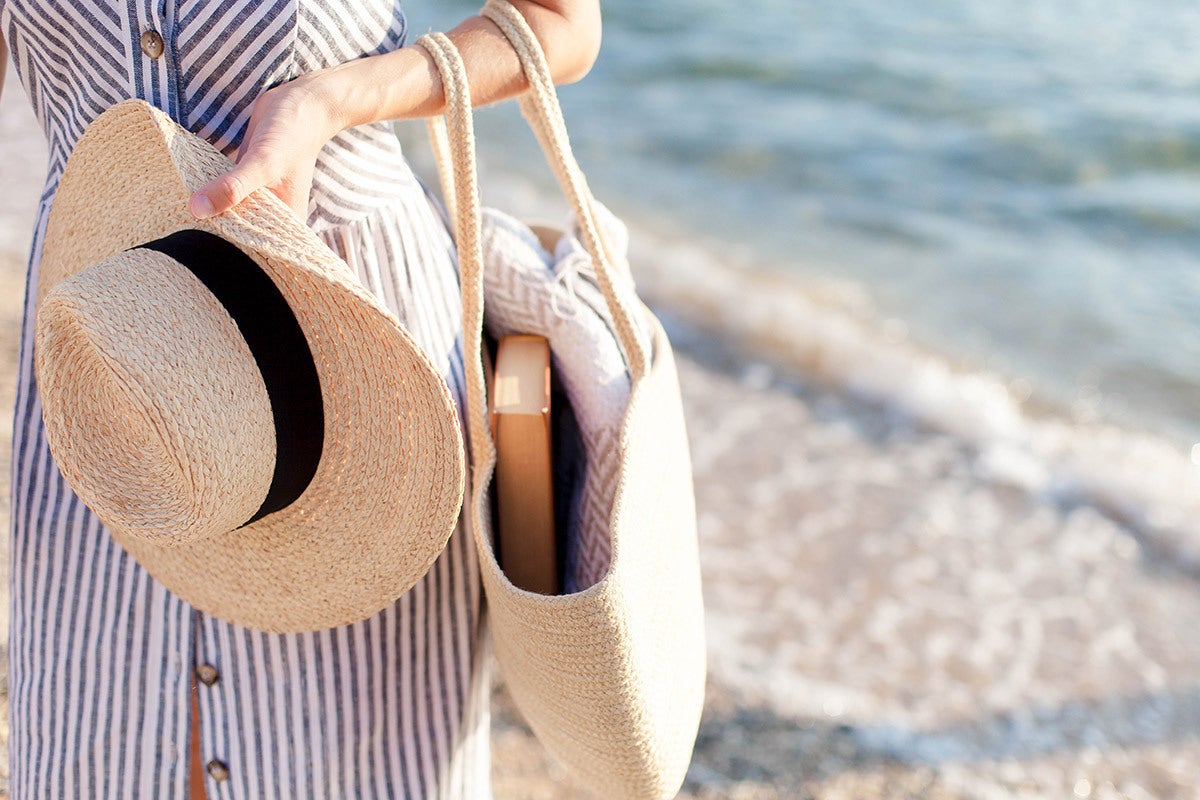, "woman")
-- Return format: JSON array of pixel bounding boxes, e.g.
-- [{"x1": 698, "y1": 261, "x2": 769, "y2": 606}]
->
[{"x1": 0, "y1": 1, "x2": 600, "y2": 797}]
